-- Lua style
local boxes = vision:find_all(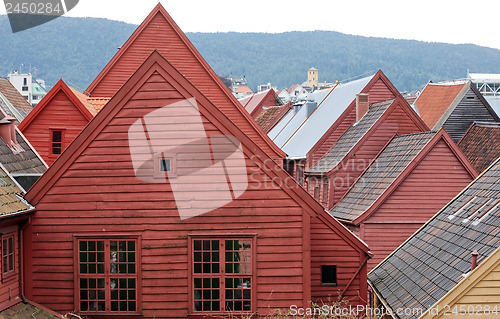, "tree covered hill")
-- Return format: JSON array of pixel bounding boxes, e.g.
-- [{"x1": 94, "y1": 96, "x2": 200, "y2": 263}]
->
[{"x1": 1, "y1": 15, "x2": 500, "y2": 92}]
